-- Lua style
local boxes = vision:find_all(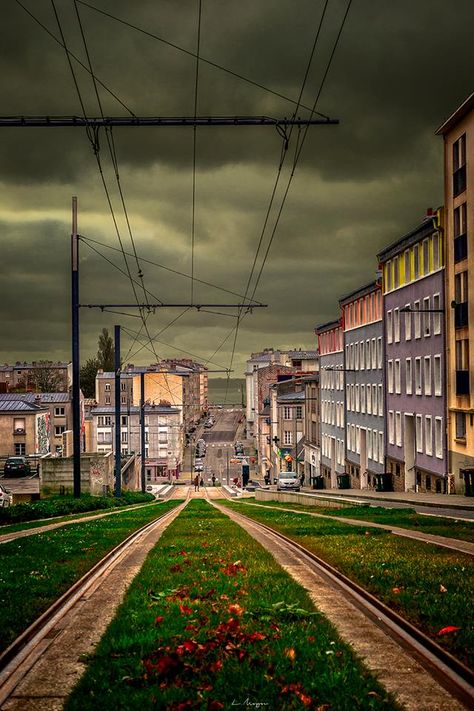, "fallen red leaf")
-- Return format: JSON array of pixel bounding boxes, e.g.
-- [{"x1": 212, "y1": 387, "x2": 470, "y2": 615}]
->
[
  {"x1": 154, "y1": 616, "x2": 164, "y2": 625},
  {"x1": 228, "y1": 603, "x2": 244, "y2": 616},
  {"x1": 179, "y1": 604, "x2": 193, "y2": 615},
  {"x1": 392, "y1": 587, "x2": 402, "y2": 594},
  {"x1": 178, "y1": 550, "x2": 188, "y2": 556},
  {"x1": 437, "y1": 626, "x2": 461, "y2": 636}
]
